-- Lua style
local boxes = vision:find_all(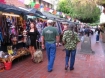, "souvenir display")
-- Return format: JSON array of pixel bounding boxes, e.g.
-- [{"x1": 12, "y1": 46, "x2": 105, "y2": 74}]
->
[{"x1": 7, "y1": 46, "x2": 13, "y2": 55}]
